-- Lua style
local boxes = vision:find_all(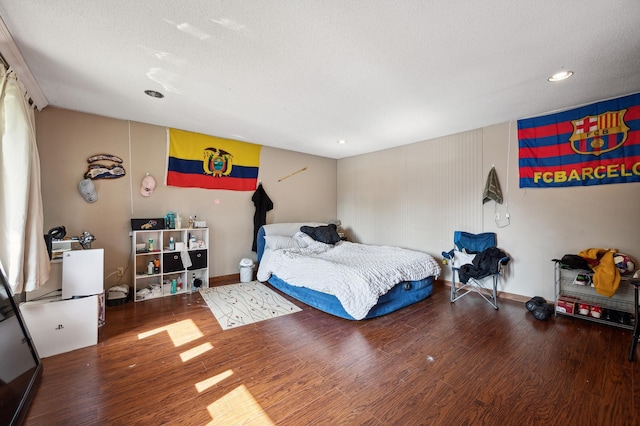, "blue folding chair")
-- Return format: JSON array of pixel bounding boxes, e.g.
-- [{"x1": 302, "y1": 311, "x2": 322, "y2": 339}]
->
[{"x1": 442, "y1": 231, "x2": 510, "y2": 309}]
